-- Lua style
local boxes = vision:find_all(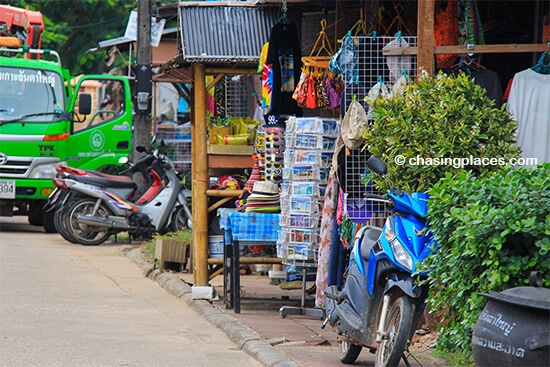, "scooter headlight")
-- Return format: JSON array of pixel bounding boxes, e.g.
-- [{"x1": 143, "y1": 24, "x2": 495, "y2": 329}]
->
[{"x1": 389, "y1": 238, "x2": 413, "y2": 271}]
